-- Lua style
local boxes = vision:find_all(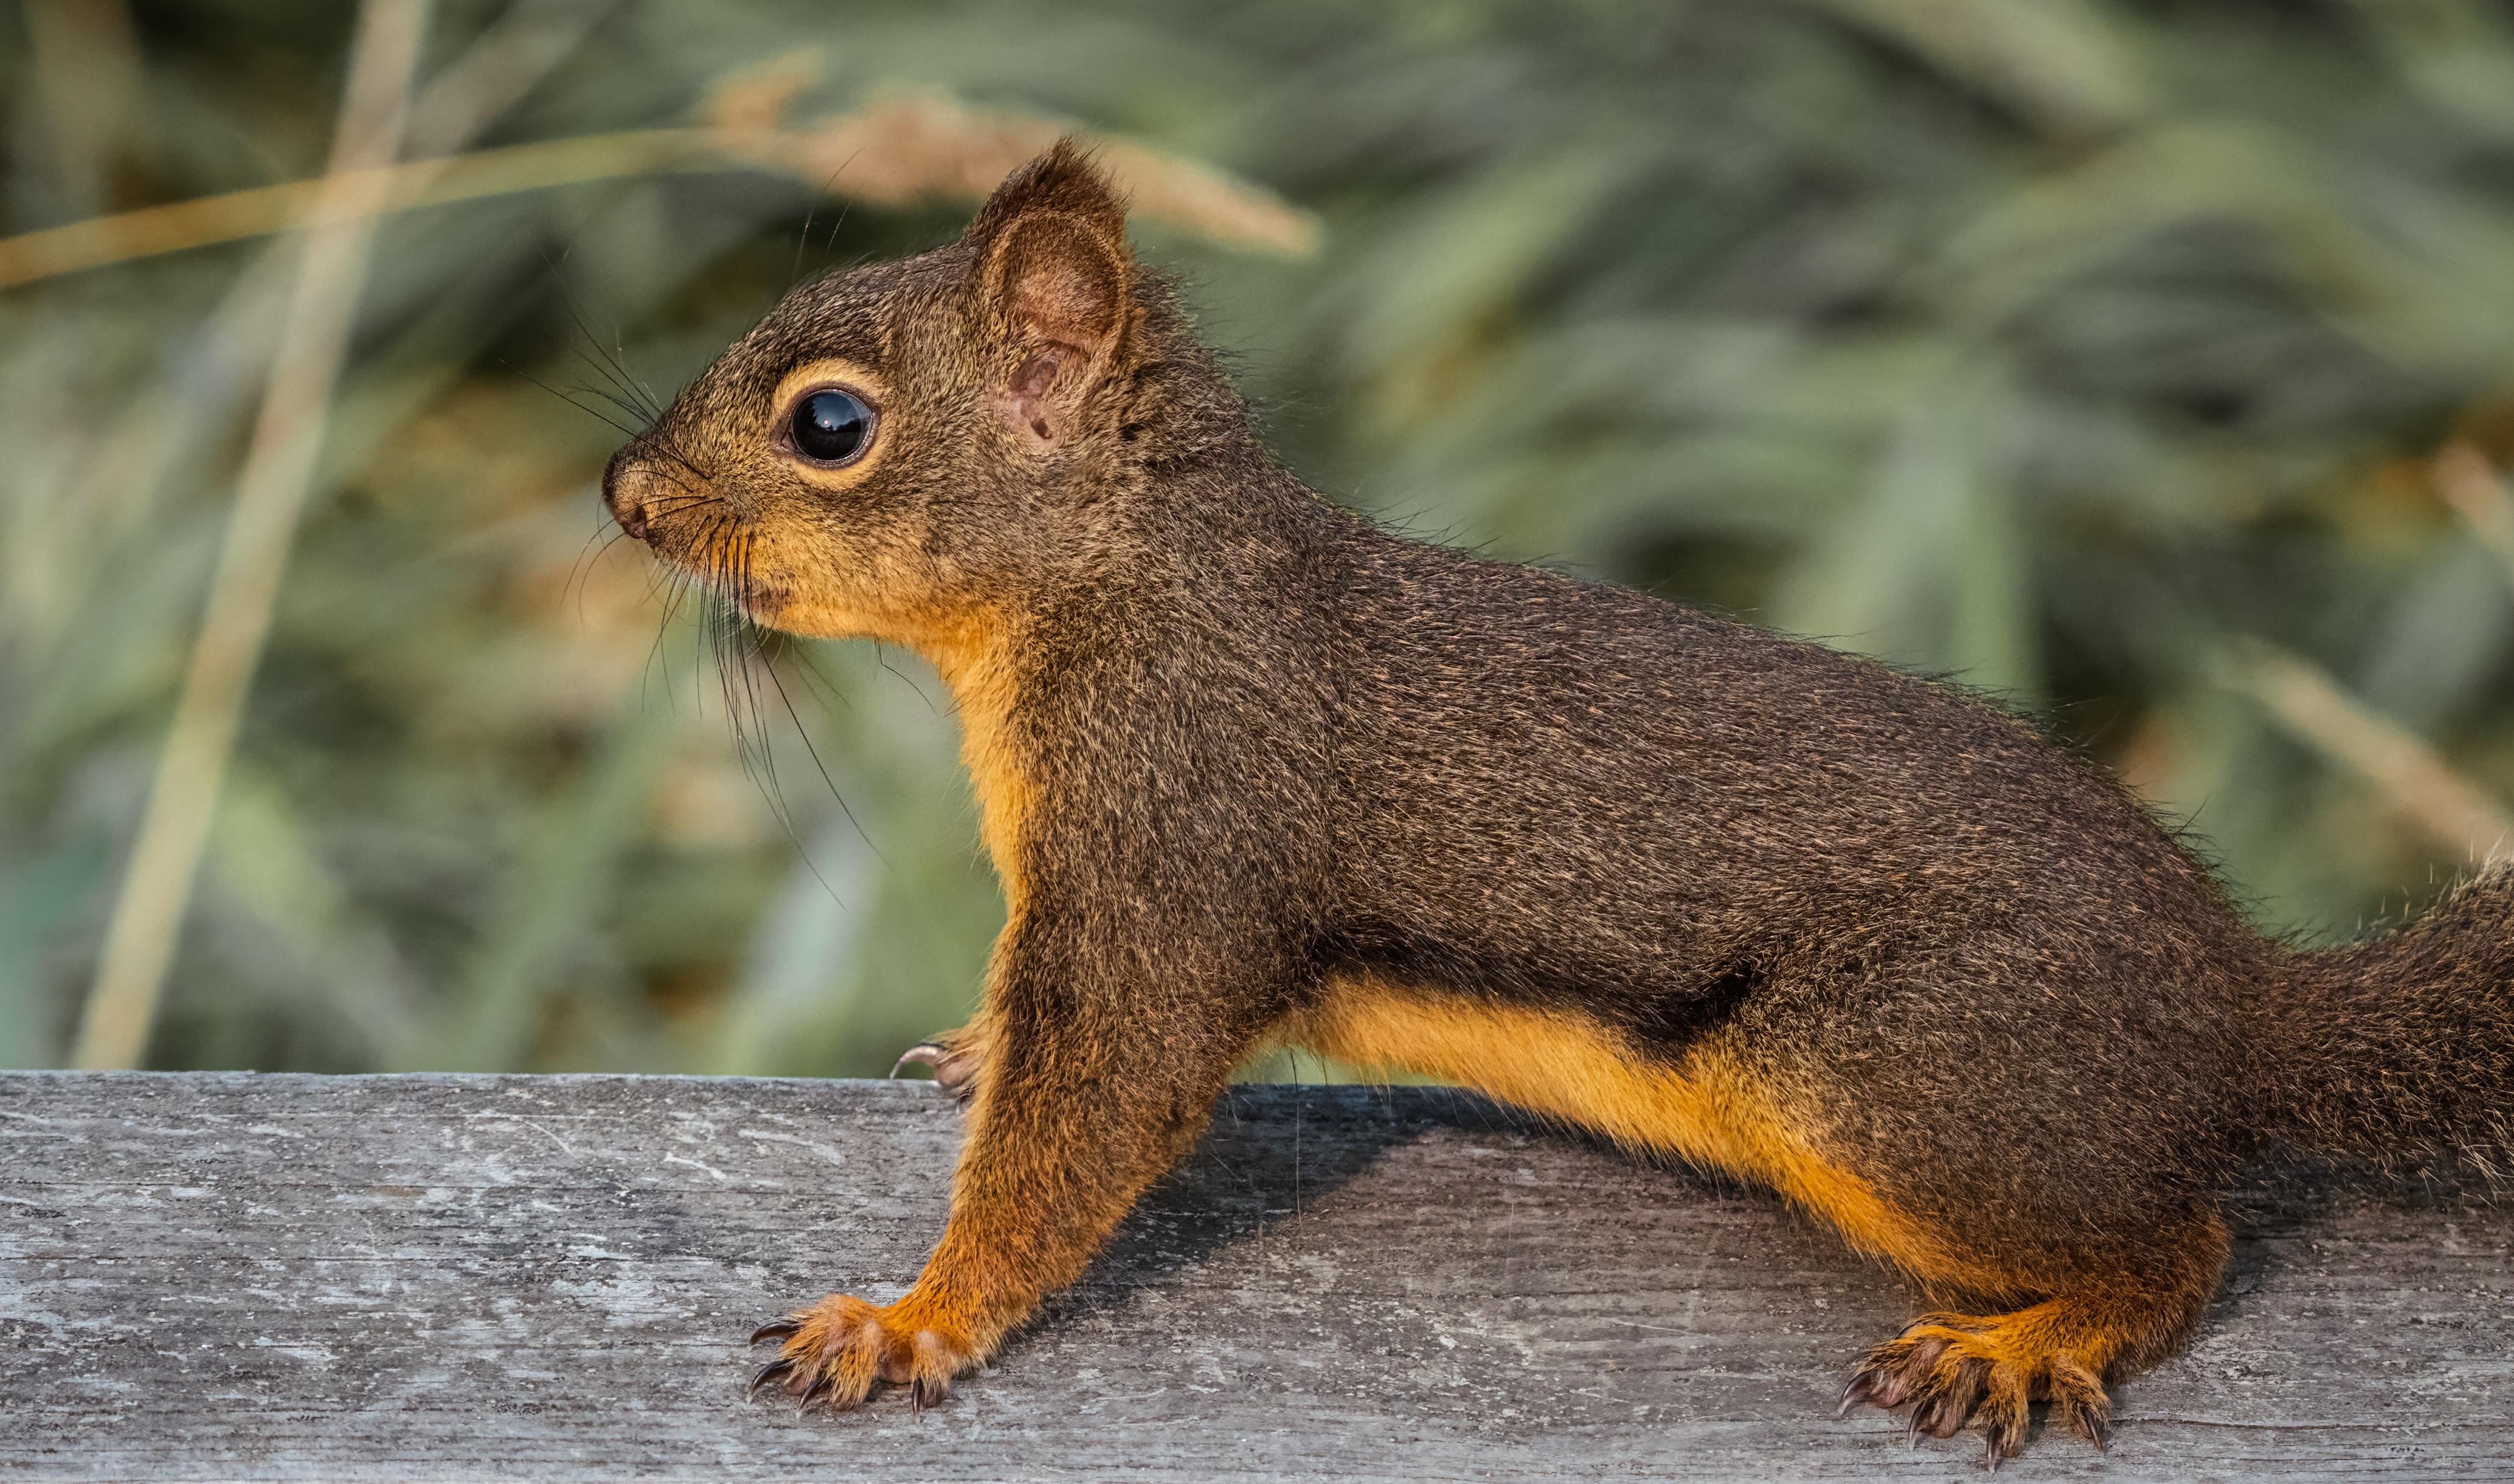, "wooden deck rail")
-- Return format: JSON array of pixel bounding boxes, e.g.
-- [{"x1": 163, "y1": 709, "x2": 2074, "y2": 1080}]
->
[{"x1": 3, "y1": 1072, "x2": 2509, "y2": 1480}]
